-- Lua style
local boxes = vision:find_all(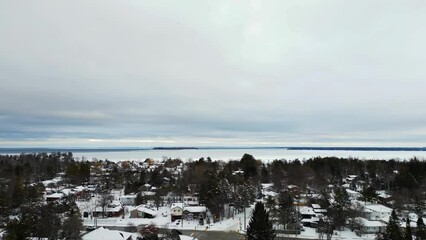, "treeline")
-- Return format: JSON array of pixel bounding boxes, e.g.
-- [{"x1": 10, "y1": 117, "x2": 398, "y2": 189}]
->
[
  {"x1": 4, "y1": 201, "x2": 83, "y2": 240},
  {"x1": 0, "y1": 152, "x2": 71, "y2": 182},
  {"x1": 0, "y1": 152, "x2": 93, "y2": 219}
]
